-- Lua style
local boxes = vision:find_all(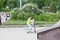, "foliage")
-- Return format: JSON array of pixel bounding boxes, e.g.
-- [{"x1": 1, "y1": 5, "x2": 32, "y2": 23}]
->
[
  {"x1": 21, "y1": 3, "x2": 41, "y2": 15},
  {"x1": 3, "y1": 20, "x2": 55, "y2": 25},
  {"x1": 1, "y1": 8, "x2": 10, "y2": 12},
  {"x1": 0, "y1": 0, "x2": 20, "y2": 11},
  {"x1": 11, "y1": 12, "x2": 60, "y2": 22},
  {"x1": 27, "y1": 0, "x2": 60, "y2": 12},
  {"x1": 27, "y1": 0, "x2": 45, "y2": 9},
  {"x1": 50, "y1": 1, "x2": 57, "y2": 13},
  {"x1": 11, "y1": 12, "x2": 18, "y2": 20},
  {"x1": 0, "y1": 0, "x2": 60, "y2": 12}
]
